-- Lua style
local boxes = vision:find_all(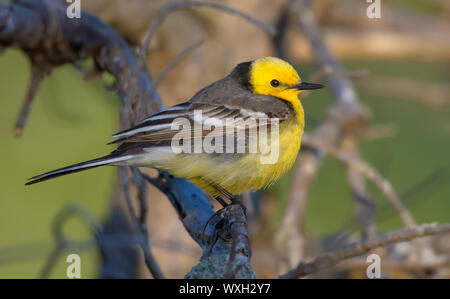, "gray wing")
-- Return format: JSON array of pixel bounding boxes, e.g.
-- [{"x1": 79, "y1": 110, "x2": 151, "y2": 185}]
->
[{"x1": 108, "y1": 95, "x2": 292, "y2": 150}]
